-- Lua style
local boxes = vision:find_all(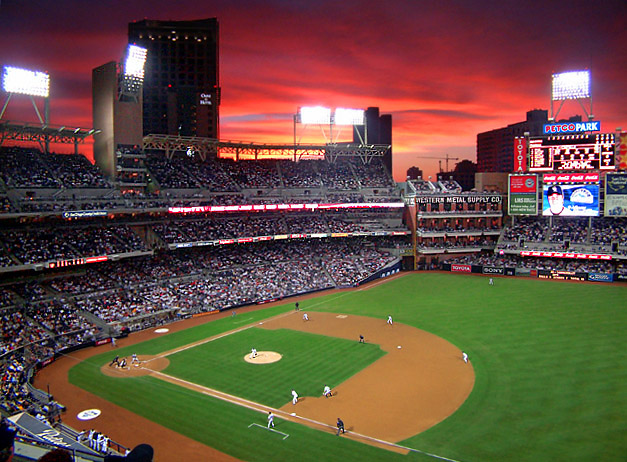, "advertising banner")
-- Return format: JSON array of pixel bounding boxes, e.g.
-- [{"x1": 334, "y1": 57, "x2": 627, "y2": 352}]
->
[
  {"x1": 508, "y1": 174, "x2": 537, "y2": 215},
  {"x1": 413, "y1": 195, "x2": 502, "y2": 205},
  {"x1": 513, "y1": 137, "x2": 527, "y2": 172},
  {"x1": 543, "y1": 173, "x2": 600, "y2": 183},
  {"x1": 520, "y1": 250, "x2": 612, "y2": 260},
  {"x1": 482, "y1": 266, "x2": 504, "y2": 275},
  {"x1": 617, "y1": 132, "x2": 627, "y2": 170},
  {"x1": 8, "y1": 412, "x2": 98, "y2": 454},
  {"x1": 537, "y1": 270, "x2": 587, "y2": 281},
  {"x1": 588, "y1": 273, "x2": 614, "y2": 282},
  {"x1": 451, "y1": 264, "x2": 471, "y2": 273},
  {"x1": 604, "y1": 173, "x2": 627, "y2": 216}
]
